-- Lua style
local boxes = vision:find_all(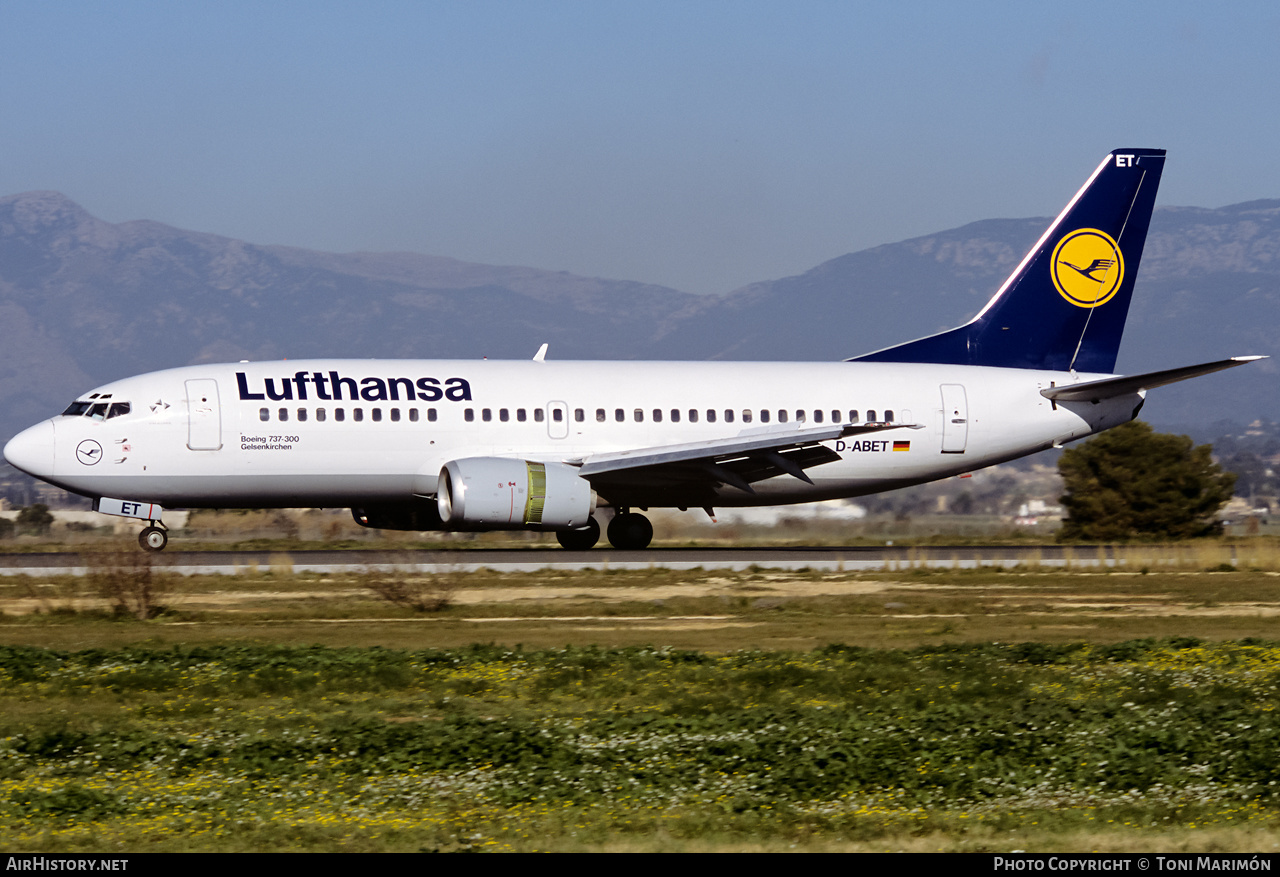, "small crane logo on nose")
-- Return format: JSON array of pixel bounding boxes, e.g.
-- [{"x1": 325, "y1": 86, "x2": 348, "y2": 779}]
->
[{"x1": 76, "y1": 440, "x2": 103, "y2": 466}]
